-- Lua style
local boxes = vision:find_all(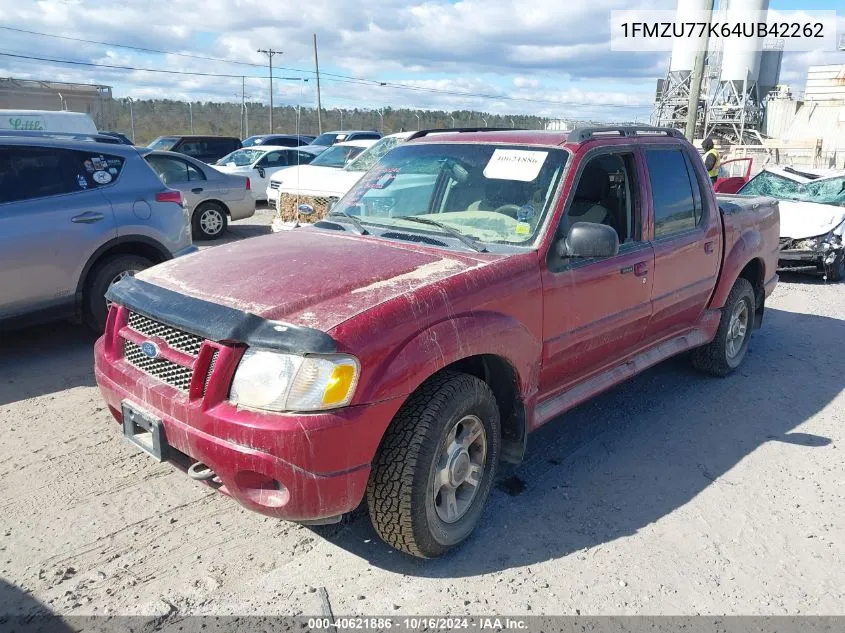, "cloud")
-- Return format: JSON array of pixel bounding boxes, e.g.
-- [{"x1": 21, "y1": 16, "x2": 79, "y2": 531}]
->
[{"x1": 2, "y1": 0, "x2": 834, "y2": 121}]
